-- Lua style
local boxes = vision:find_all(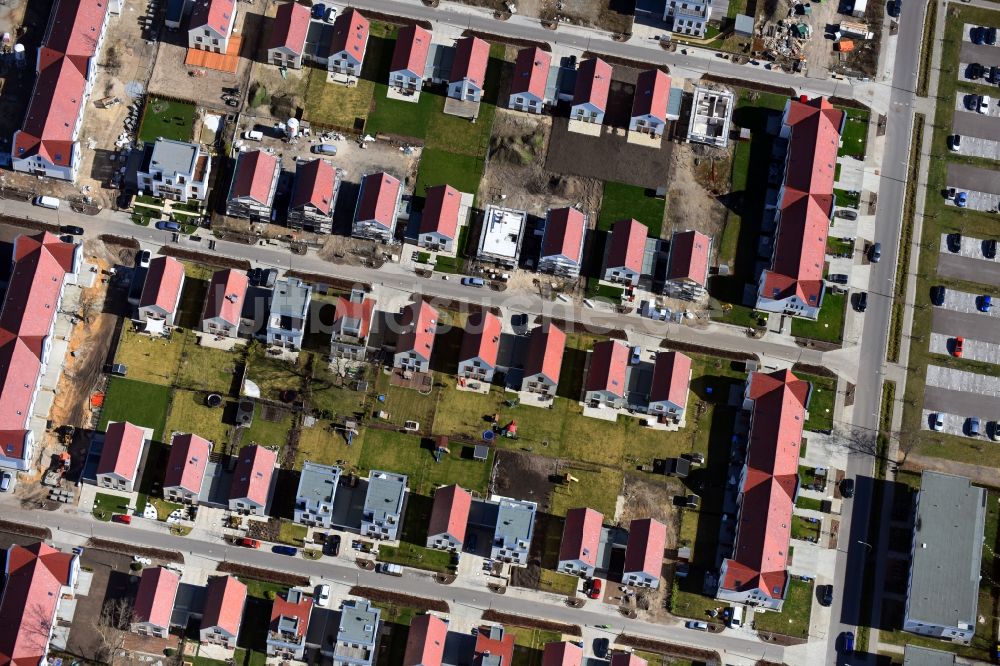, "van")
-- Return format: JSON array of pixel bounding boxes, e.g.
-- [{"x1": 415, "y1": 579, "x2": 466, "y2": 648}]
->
[
  {"x1": 243, "y1": 130, "x2": 264, "y2": 141},
  {"x1": 311, "y1": 143, "x2": 338, "y2": 156},
  {"x1": 729, "y1": 605, "x2": 744, "y2": 628},
  {"x1": 33, "y1": 196, "x2": 60, "y2": 210}
]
